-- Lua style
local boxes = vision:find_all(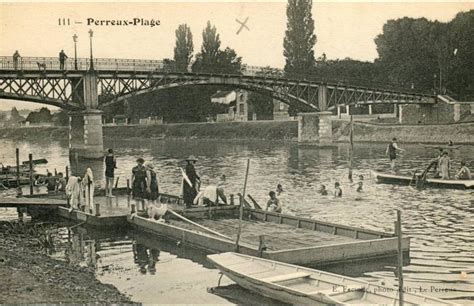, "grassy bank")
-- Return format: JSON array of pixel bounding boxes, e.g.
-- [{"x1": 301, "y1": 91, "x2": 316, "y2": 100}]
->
[{"x1": 0, "y1": 120, "x2": 472, "y2": 144}]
